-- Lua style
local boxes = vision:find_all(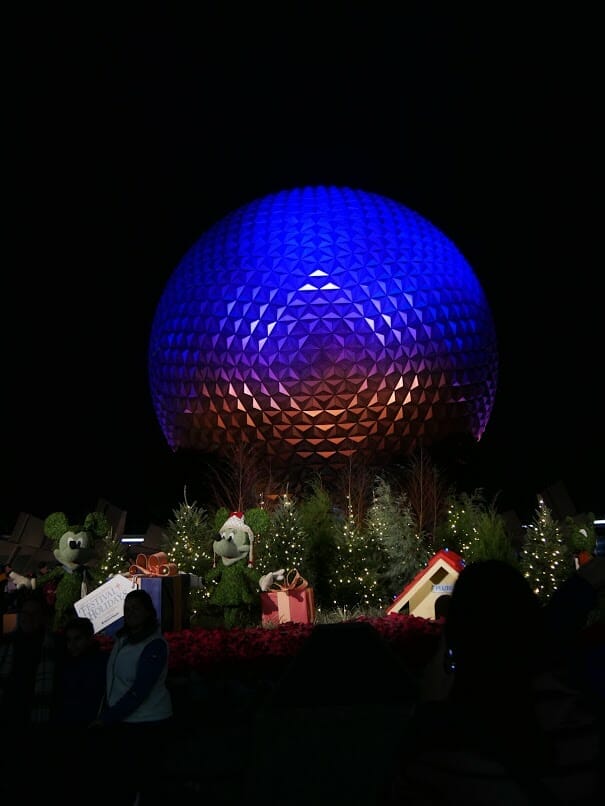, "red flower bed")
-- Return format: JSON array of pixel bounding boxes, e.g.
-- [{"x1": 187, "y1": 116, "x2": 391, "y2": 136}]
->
[{"x1": 97, "y1": 613, "x2": 443, "y2": 676}]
